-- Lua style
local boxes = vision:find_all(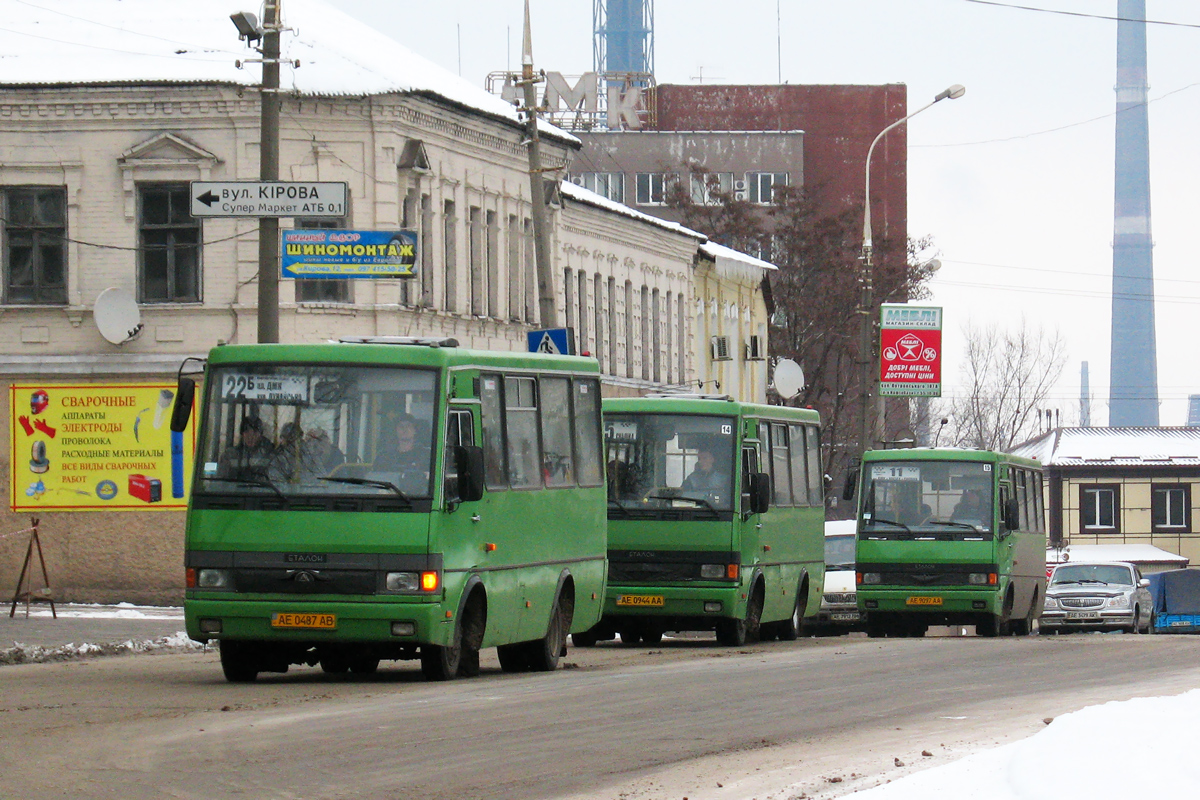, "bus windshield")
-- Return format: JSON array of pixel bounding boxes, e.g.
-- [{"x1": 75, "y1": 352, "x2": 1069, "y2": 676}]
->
[
  {"x1": 196, "y1": 364, "x2": 437, "y2": 498},
  {"x1": 605, "y1": 413, "x2": 737, "y2": 511},
  {"x1": 864, "y1": 460, "x2": 994, "y2": 532}
]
